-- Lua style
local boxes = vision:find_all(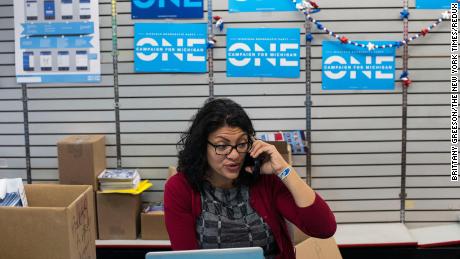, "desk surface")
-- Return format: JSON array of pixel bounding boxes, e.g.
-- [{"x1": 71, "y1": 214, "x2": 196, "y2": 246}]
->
[
  {"x1": 334, "y1": 223, "x2": 417, "y2": 247},
  {"x1": 96, "y1": 240, "x2": 171, "y2": 248},
  {"x1": 96, "y1": 223, "x2": 460, "y2": 249},
  {"x1": 409, "y1": 223, "x2": 460, "y2": 248}
]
